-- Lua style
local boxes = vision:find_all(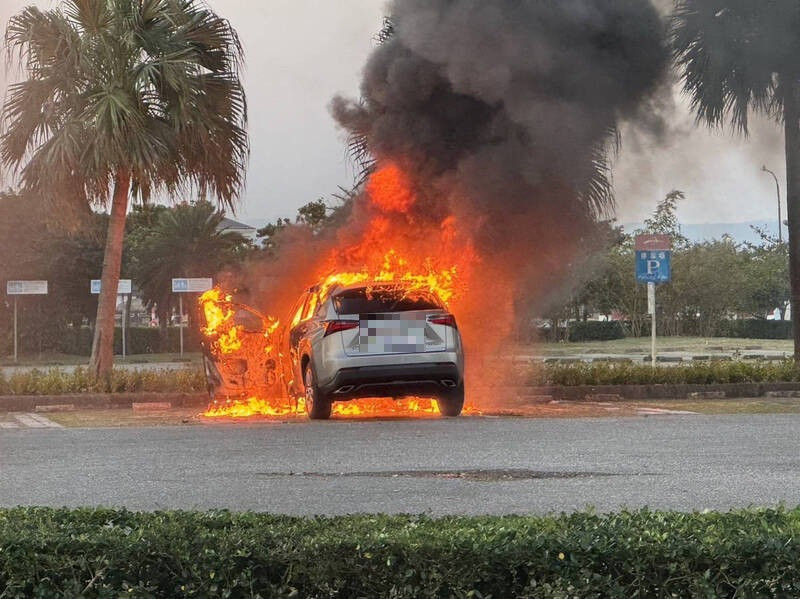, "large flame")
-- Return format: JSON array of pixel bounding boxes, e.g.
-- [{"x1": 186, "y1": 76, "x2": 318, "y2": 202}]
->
[{"x1": 200, "y1": 162, "x2": 477, "y2": 419}]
